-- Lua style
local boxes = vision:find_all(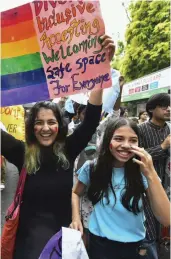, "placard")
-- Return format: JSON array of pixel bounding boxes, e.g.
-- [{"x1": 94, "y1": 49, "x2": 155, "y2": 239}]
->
[
  {"x1": 0, "y1": 105, "x2": 25, "y2": 141},
  {"x1": 1, "y1": 1, "x2": 112, "y2": 107}
]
